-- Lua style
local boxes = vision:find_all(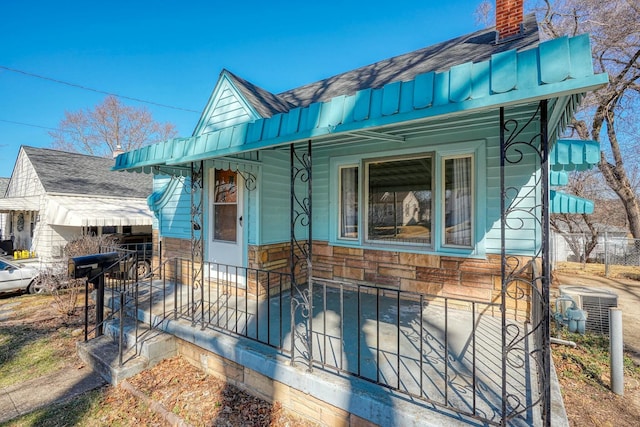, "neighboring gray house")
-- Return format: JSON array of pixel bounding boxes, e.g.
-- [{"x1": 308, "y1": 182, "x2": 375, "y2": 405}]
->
[
  {"x1": 0, "y1": 146, "x2": 153, "y2": 263},
  {"x1": 0, "y1": 177, "x2": 9, "y2": 241}
]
